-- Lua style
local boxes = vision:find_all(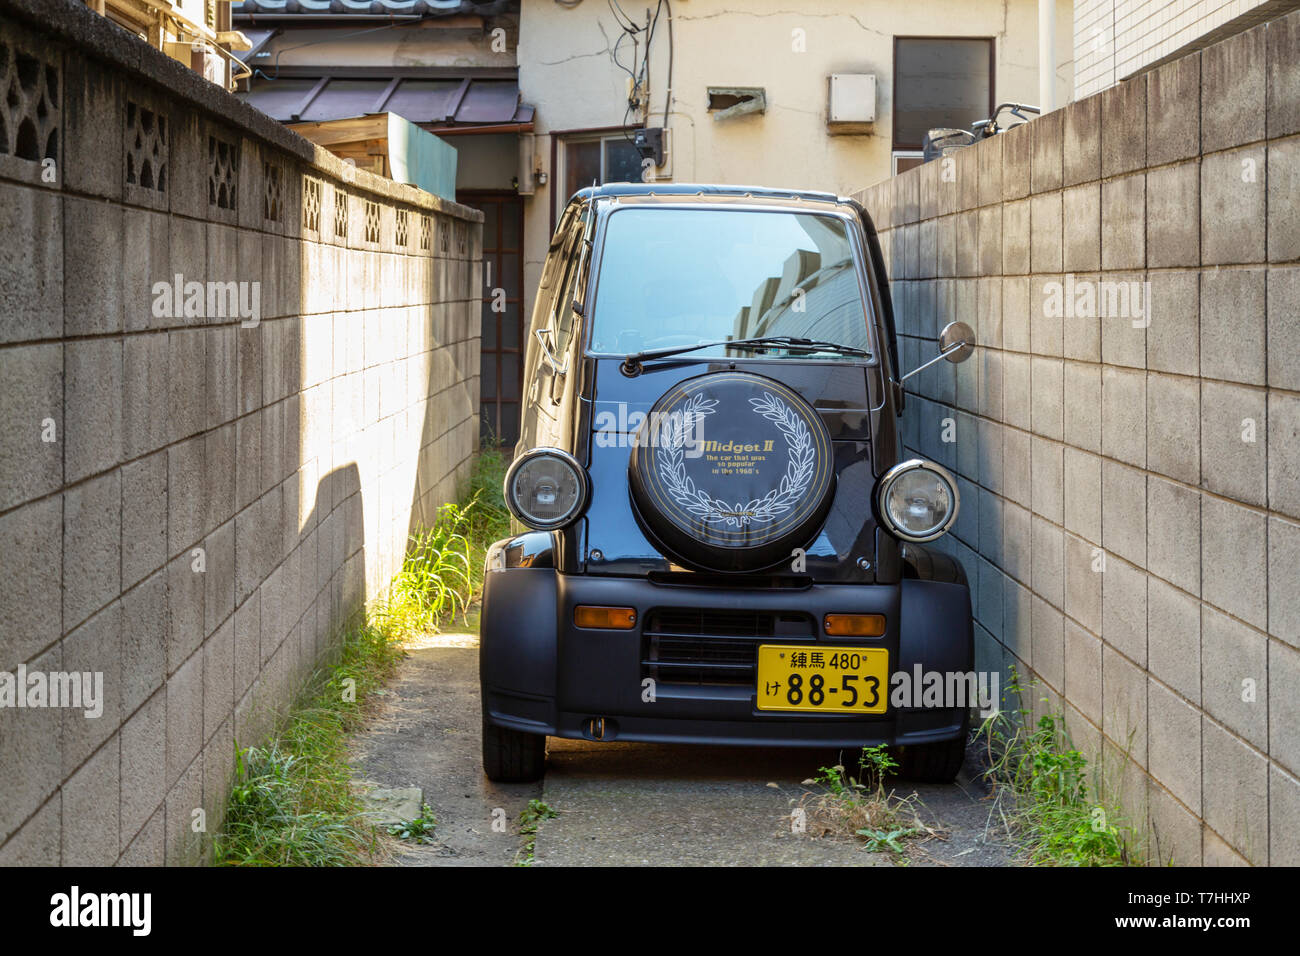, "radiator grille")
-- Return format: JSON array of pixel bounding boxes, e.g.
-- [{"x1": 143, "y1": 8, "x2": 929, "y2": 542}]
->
[{"x1": 641, "y1": 608, "x2": 814, "y2": 686}]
